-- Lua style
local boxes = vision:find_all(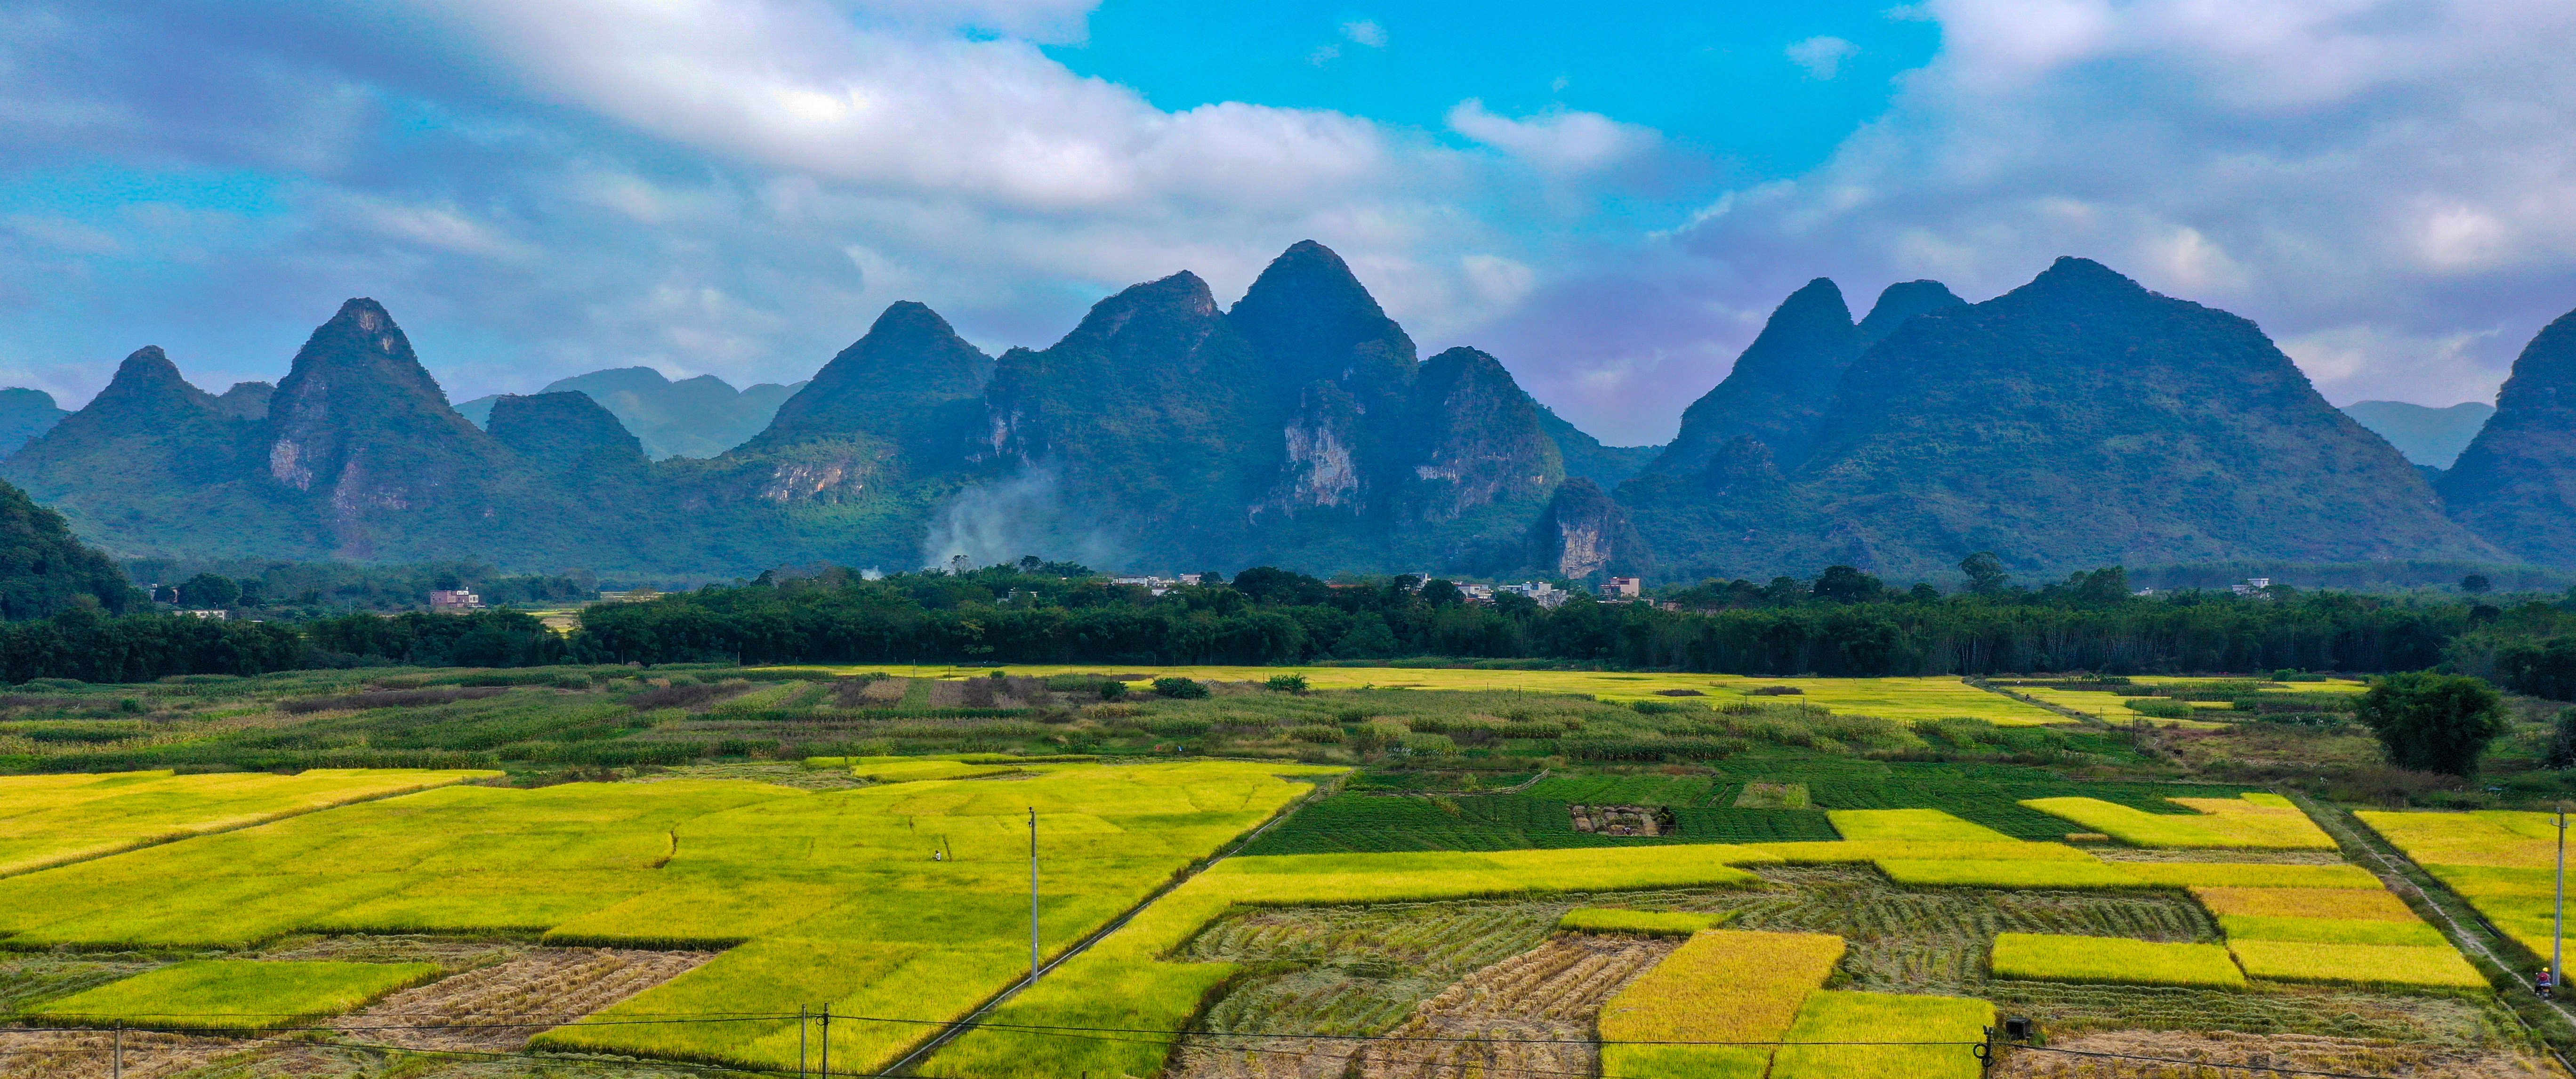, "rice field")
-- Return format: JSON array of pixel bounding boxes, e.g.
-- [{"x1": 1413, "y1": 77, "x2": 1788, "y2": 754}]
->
[
  {"x1": 1556, "y1": 907, "x2": 1733, "y2": 936},
  {"x1": 0, "y1": 768, "x2": 496, "y2": 878},
  {"x1": 1770, "y1": 990, "x2": 1992, "y2": 1079},
  {"x1": 1828, "y1": 808, "x2": 2019, "y2": 843},
  {"x1": 2021, "y1": 793, "x2": 2336, "y2": 850},
  {"x1": 2227, "y1": 940, "x2": 2487, "y2": 990},
  {"x1": 2356, "y1": 809, "x2": 2576, "y2": 960},
  {"x1": 30, "y1": 959, "x2": 441, "y2": 1031},
  {"x1": 1988, "y1": 933, "x2": 2247, "y2": 989},
  {"x1": 770, "y1": 664, "x2": 2076, "y2": 725},
  {"x1": 920, "y1": 846, "x2": 1778, "y2": 1078},
  {"x1": 1595, "y1": 929, "x2": 1846, "y2": 1079},
  {"x1": 0, "y1": 760, "x2": 1338, "y2": 1074}
]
